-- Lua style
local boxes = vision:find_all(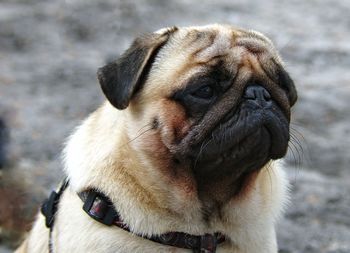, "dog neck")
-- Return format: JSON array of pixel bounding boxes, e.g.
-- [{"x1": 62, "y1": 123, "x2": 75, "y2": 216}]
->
[{"x1": 64, "y1": 104, "x2": 209, "y2": 235}]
